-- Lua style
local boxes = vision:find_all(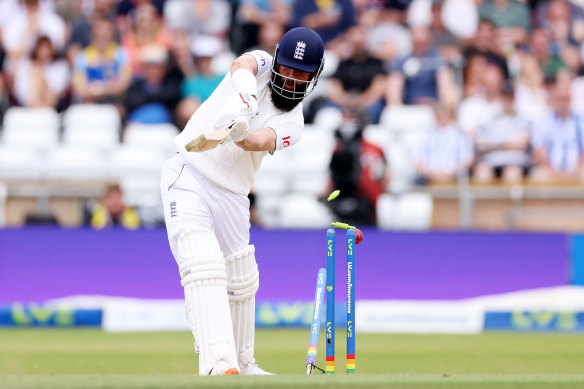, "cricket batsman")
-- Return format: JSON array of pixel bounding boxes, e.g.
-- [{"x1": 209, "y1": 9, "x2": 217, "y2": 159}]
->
[{"x1": 160, "y1": 27, "x2": 325, "y2": 375}]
